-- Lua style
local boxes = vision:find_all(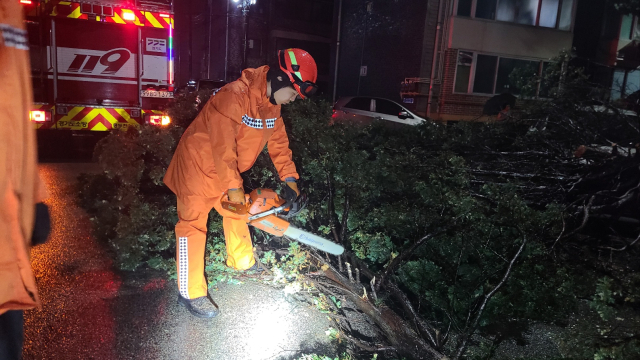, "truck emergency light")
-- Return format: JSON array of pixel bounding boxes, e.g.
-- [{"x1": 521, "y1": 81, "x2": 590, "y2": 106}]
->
[
  {"x1": 29, "y1": 110, "x2": 49, "y2": 122},
  {"x1": 122, "y1": 10, "x2": 136, "y2": 21},
  {"x1": 148, "y1": 115, "x2": 171, "y2": 126},
  {"x1": 19, "y1": 0, "x2": 32, "y2": 4}
]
